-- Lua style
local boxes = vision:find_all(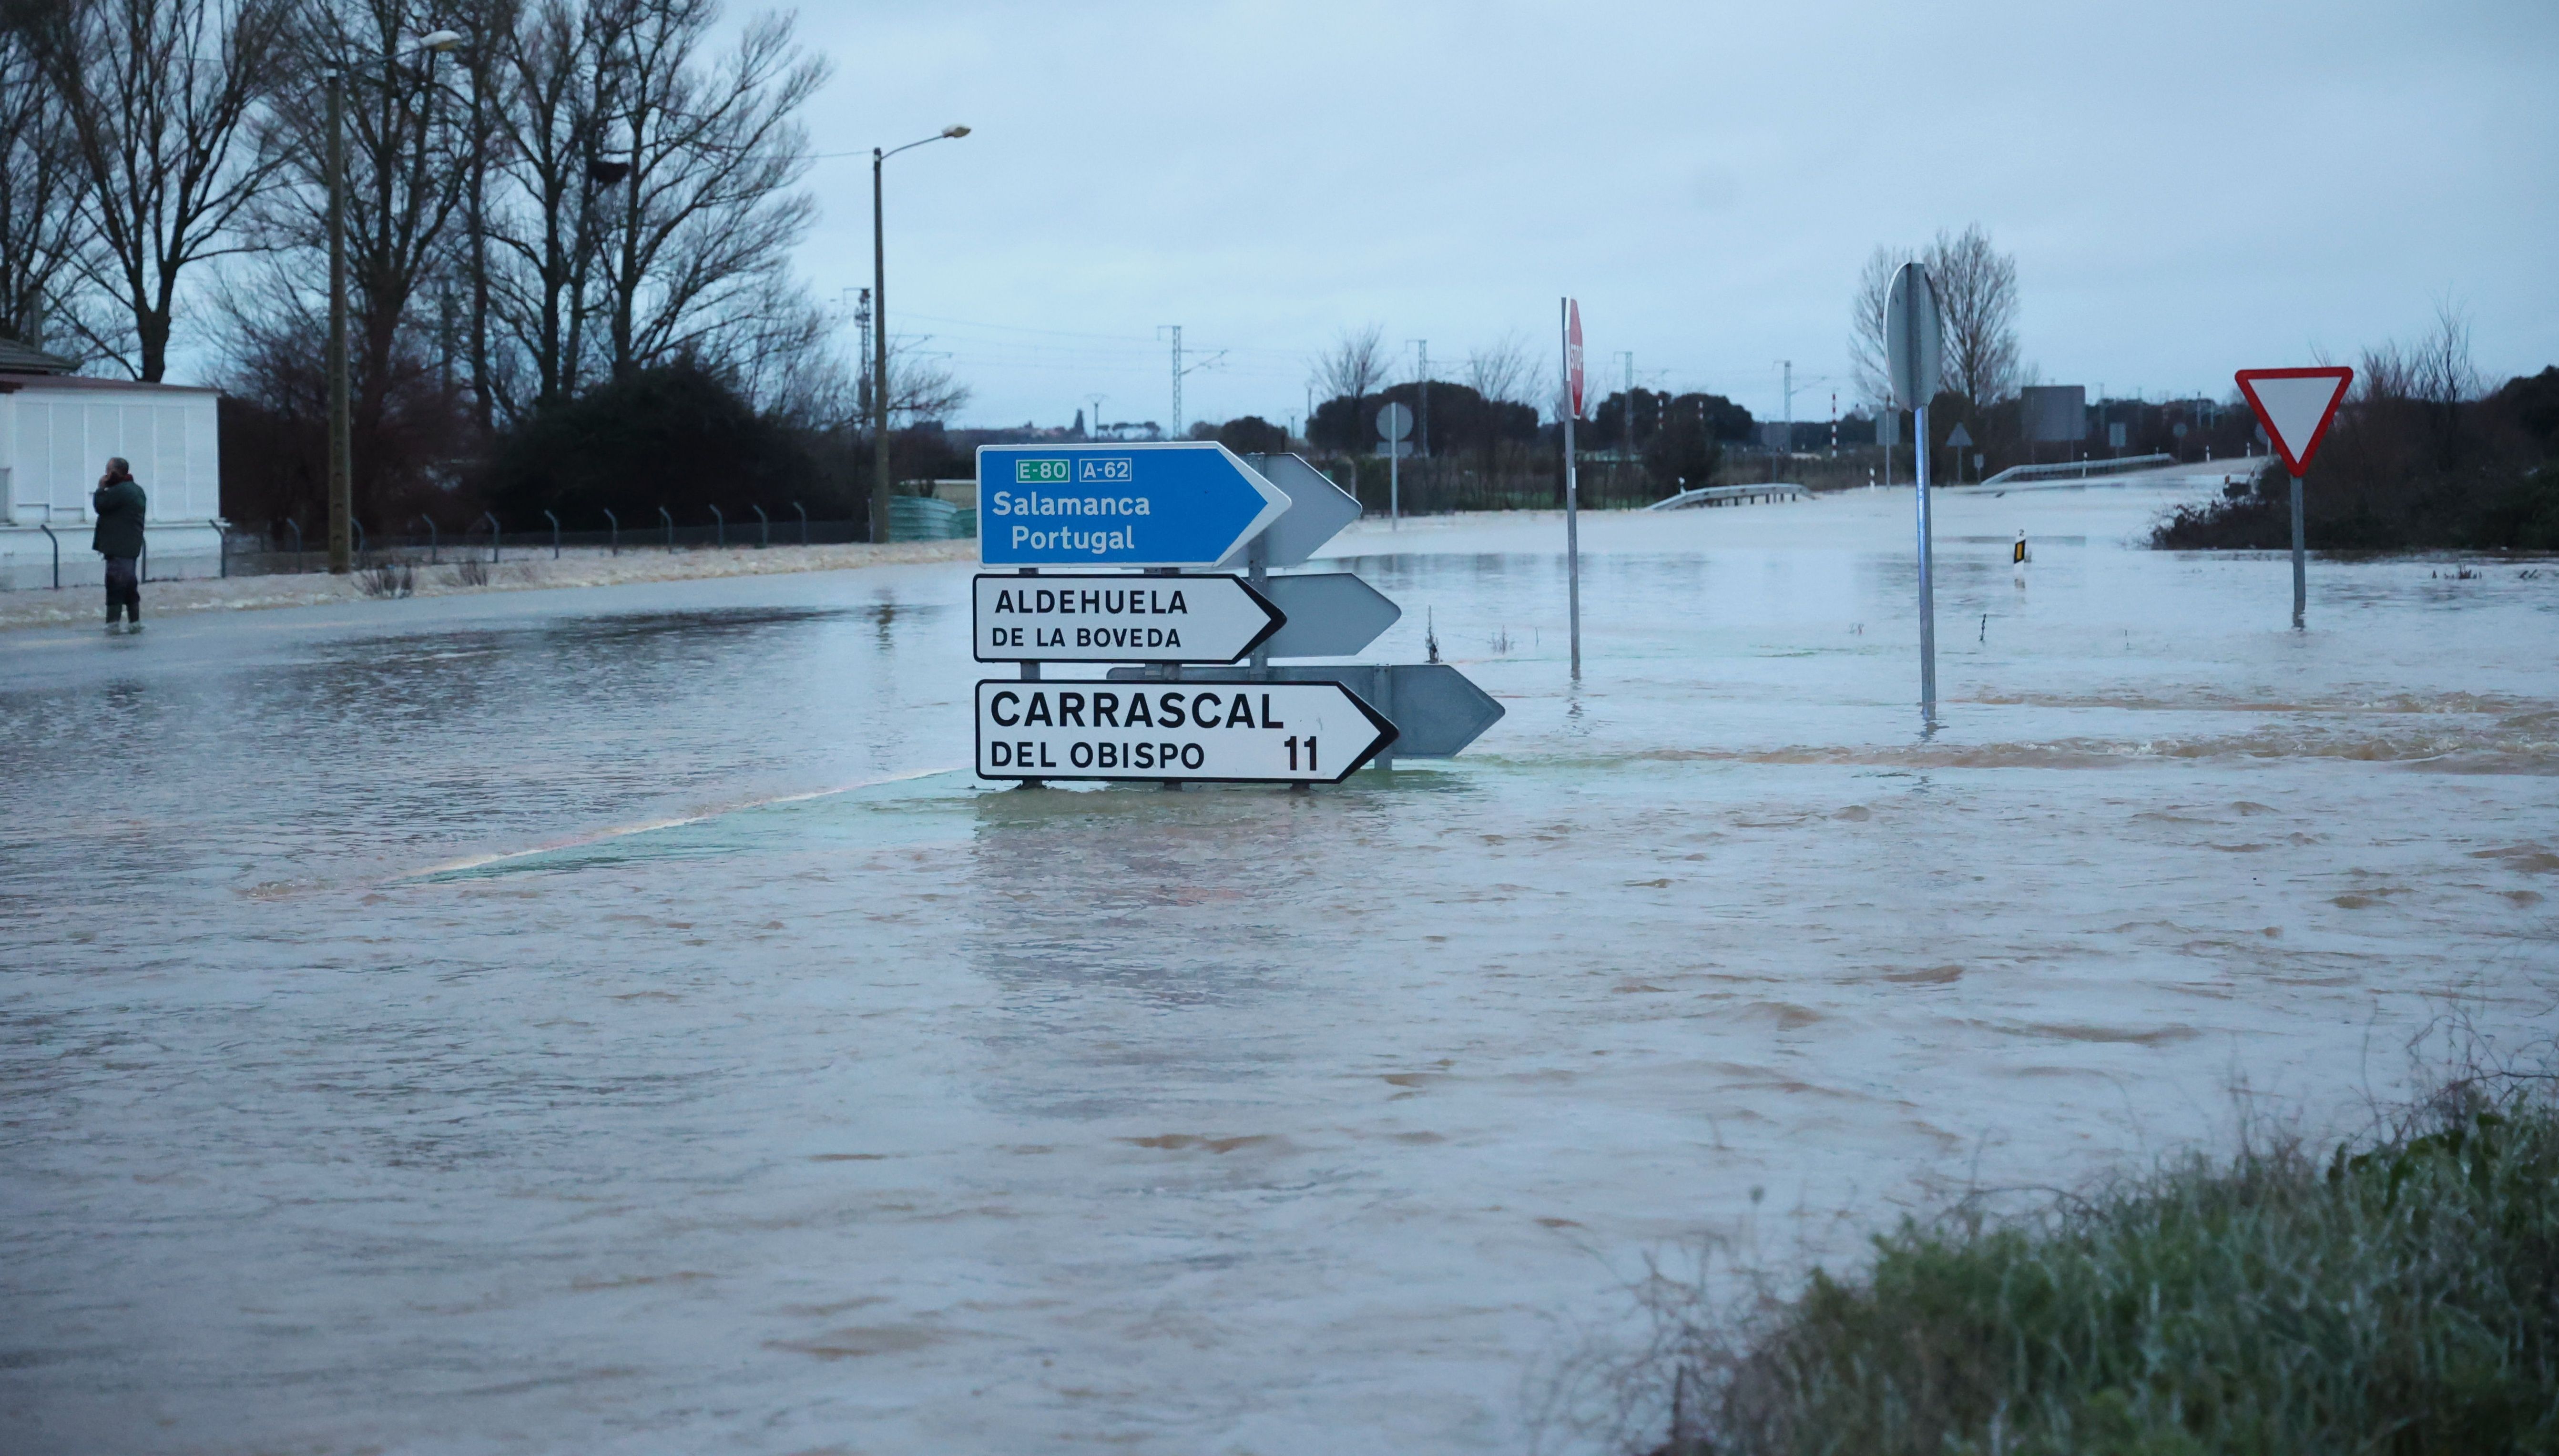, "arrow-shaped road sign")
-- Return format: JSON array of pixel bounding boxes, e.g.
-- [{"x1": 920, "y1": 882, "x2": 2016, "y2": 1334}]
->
[
  {"x1": 1219, "y1": 453, "x2": 1364, "y2": 569},
  {"x1": 1107, "y1": 663, "x2": 1503, "y2": 758},
  {"x1": 2235, "y1": 367, "x2": 2354, "y2": 477},
  {"x1": 1254, "y1": 572, "x2": 1401, "y2": 658},
  {"x1": 975, "y1": 680, "x2": 1396, "y2": 784},
  {"x1": 978, "y1": 442, "x2": 1286, "y2": 569},
  {"x1": 974, "y1": 573, "x2": 1282, "y2": 664}
]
